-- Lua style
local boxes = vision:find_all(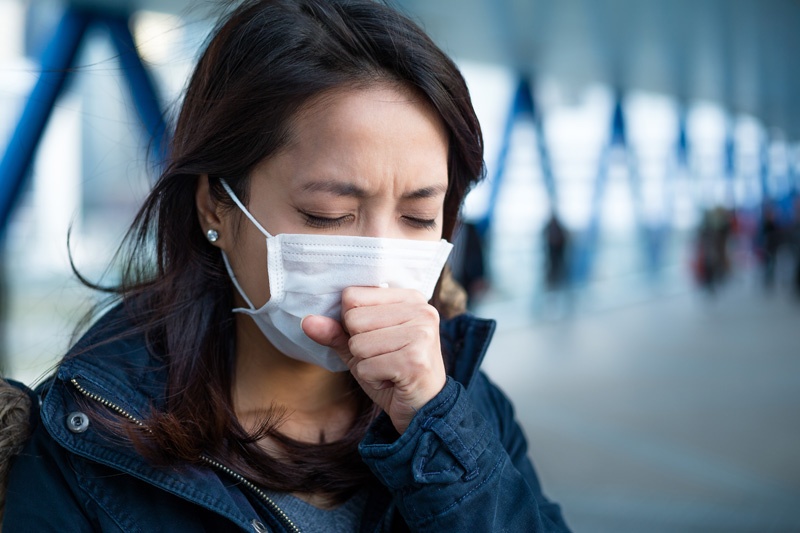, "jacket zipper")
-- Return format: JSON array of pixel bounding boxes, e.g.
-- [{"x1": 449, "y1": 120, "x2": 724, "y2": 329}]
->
[
  {"x1": 199, "y1": 455, "x2": 301, "y2": 533},
  {"x1": 70, "y1": 378, "x2": 301, "y2": 533}
]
